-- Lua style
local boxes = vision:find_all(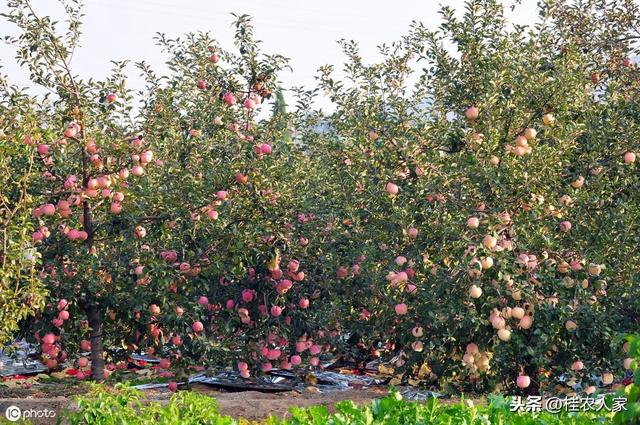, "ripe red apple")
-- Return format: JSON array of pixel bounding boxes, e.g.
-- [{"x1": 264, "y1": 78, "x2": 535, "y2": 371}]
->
[
  {"x1": 209, "y1": 53, "x2": 220, "y2": 63},
  {"x1": 192, "y1": 321, "x2": 204, "y2": 333},
  {"x1": 77, "y1": 357, "x2": 89, "y2": 368},
  {"x1": 309, "y1": 344, "x2": 321, "y2": 355},
  {"x1": 394, "y1": 303, "x2": 408, "y2": 315},
  {"x1": 467, "y1": 217, "x2": 479, "y2": 229},
  {"x1": 42, "y1": 333, "x2": 56, "y2": 345},
  {"x1": 465, "y1": 106, "x2": 479, "y2": 121},
  {"x1": 244, "y1": 98, "x2": 256, "y2": 109},
  {"x1": 516, "y1": 375, "x2": 530, "y2": 389},
  {"x1": 571, "y1": 360, "x2": 584, "y2": 371},
  {"x1": 41, "y1": 203, "x2": 55, "y2": 216},
  {"x1": 58, "y1": 299, "x2": 69, "y2": 310},
  {"x1": 168, "y1": 381, "x2": 178, "y2": 392},
  {"x1": 132, "y1": 165, "x2": 144, "y2": 176},
  {"x1": 106, "y1": 93, "x2": 116, "y2": 103},
  {"x1": 386, "y1": 182, "x2": 399, "y2": 195},
  {"x1": 260, "y1": 143, "x2": 272, "y2": 155},
  {"x1": 223, "y1": 92, "x2": 236, "y2": 106},
  {"x1": 519, "y1": 315, "x2": 533, "y2": 329},
  {"x1": 624, "y1": 151, "x2": 636, "y2": 164},
  {"x1": 298, "y1": 298, "x2": 309, "y2": 309},
  {"x1": 197, "y1": 79, "x2": 207, "y2": 90},
  {"x1": 559, "y1": 220, "x2": 572, "y2": 232},
  {"x1": 110, "y1": 202, "x2": 122, "y2": 214},
  {"x1": 159, "y1": 358, "x2": 171, "y2": 369}
]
